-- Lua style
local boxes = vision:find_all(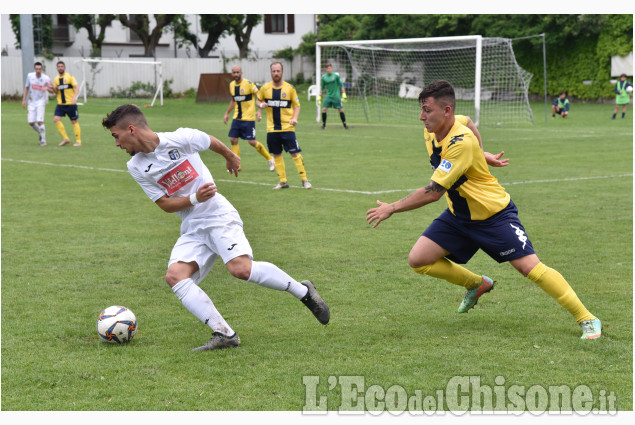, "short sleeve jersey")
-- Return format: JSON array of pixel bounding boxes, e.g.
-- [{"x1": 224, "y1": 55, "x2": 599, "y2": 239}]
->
[
  {"x1": 321, "y1": 72, "x2": 342, "y2": 98},
  {"x1": 229, "y1": 78, "x2": 258, "y2": 121},
  {"x1": 53, "y1": 72, "x2": 77, "y2": 105},
  {"x1": 257, "y1": 81, "x2": 300, "y2": 133},
  {"x1": 25, "y1": 72, "x2": 51, "y2": 105},
  {"x1": 126, "y1": 128, "x2": 236, "y2": 233},
  {"x1": 425, "y1": 116, "x2": 510, "y2": 221}
]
